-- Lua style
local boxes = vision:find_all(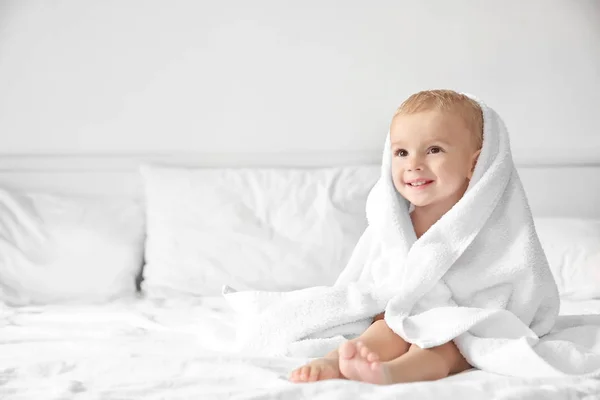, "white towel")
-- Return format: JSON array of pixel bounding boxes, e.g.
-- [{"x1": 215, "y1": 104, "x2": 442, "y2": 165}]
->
[{"x1": 223, "y1": 95, "x2": 600, "y2": 378}]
